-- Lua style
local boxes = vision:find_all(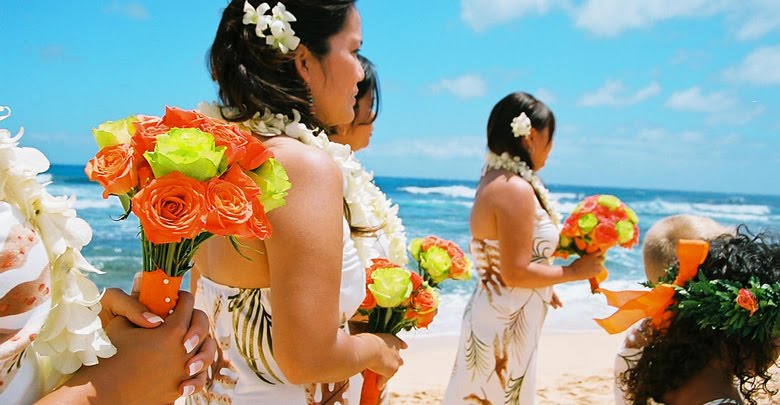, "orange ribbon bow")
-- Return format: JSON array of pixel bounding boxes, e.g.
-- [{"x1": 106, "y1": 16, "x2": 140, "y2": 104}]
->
[{"x1": 595, "y1": 239, "x2": 710, "y2": 334}]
